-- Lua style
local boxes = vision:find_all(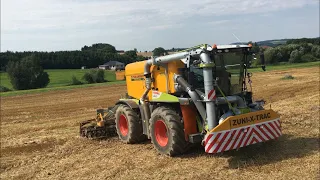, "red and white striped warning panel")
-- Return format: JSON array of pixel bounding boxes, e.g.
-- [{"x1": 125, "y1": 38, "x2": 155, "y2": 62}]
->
[
  {"x1": 204, "y1": 119, "x2": 281, "y2": 153},
  {"x1": 208, "y1": 89, "x2": 216, "y2": 100}
]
